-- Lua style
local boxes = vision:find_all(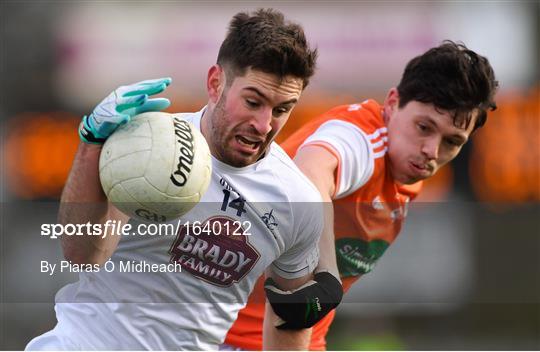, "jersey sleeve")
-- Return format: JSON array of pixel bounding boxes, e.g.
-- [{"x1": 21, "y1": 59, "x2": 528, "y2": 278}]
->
[
  {"x1": 300, "y1": 120, "x2": 374, "y2": 199},
  {"x1": 271, "y1": 200, "x2": 322, "y2": 279}
]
